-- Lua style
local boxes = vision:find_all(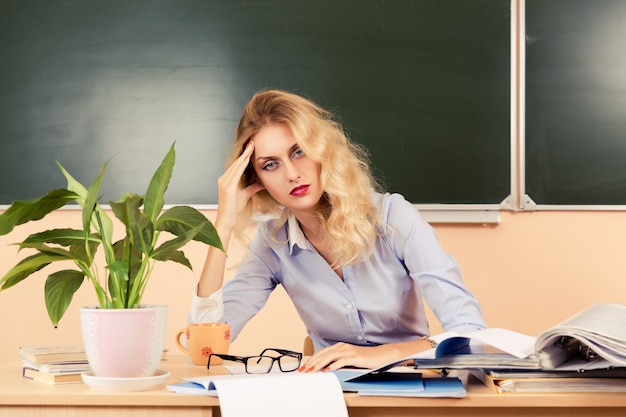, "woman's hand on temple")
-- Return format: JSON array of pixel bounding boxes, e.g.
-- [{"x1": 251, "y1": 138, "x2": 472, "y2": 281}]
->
[
  {"x1": 197, "y1": 141, "x2": 265, "y2": 298},
  {"x1": 216, "y1": 141, "x2": 264, "y2": 225}
]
